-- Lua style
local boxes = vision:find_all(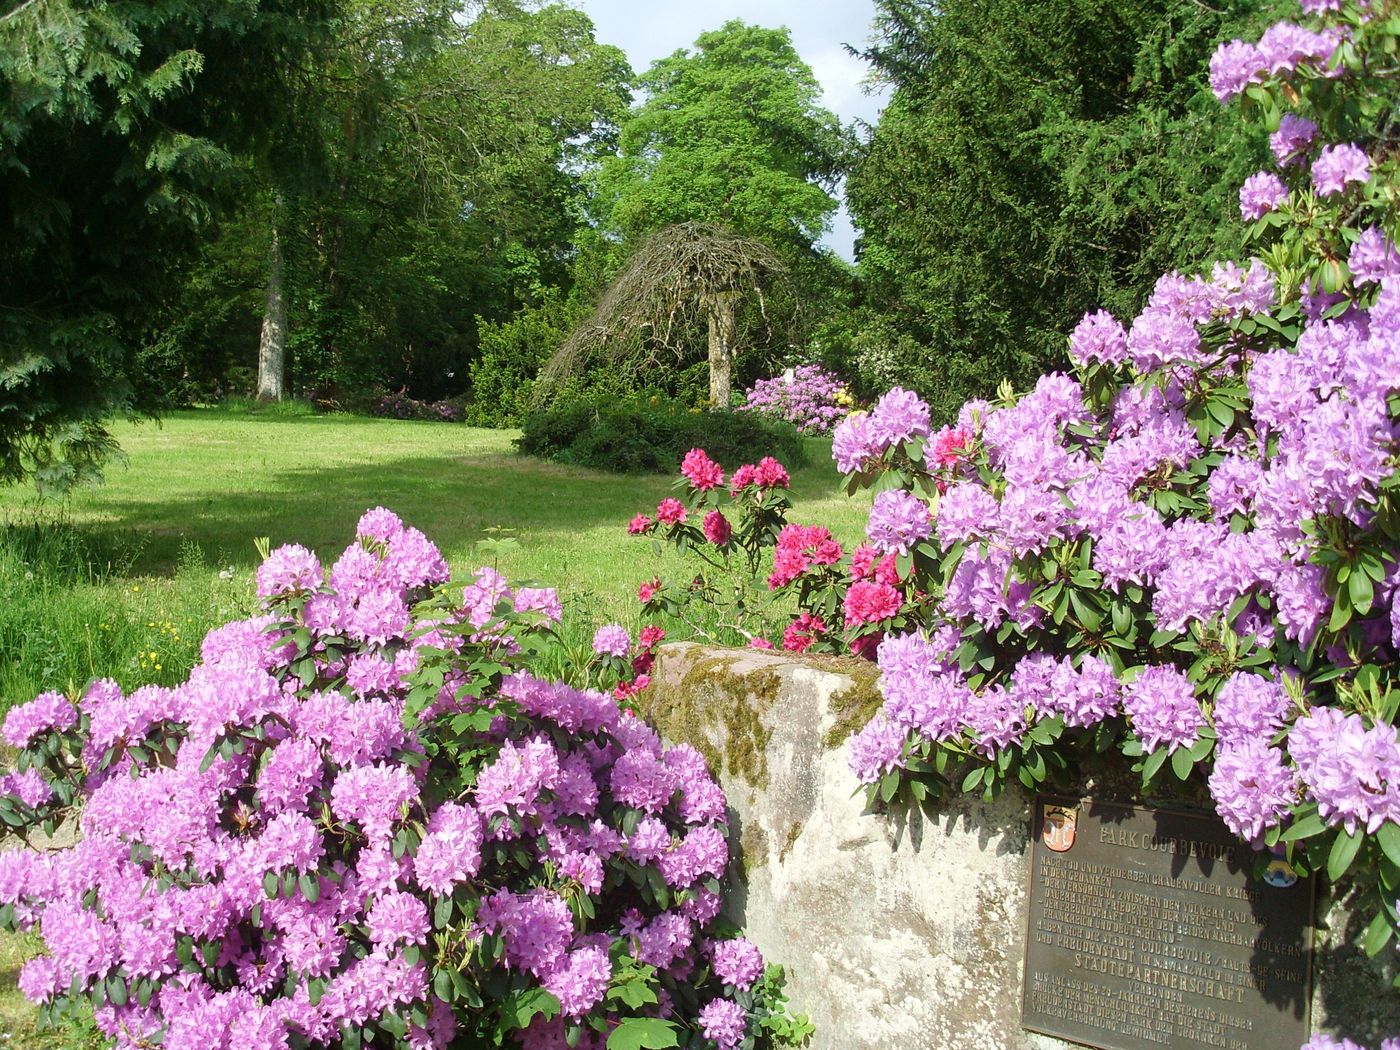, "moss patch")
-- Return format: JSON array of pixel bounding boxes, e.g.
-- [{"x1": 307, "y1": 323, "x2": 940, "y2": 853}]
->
[
  {"x1": 822, "y1": 661, "x2": 884, "y2": 749},
  {"x1": 638, "y1": 651, "x2": 782, "y2": 790},
  {"x1": 740, "y1": 821, "x2": 770, "y2": 872},
  {"x1": 777, "y1": 819, "x2": 803, "y2": 862}
]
